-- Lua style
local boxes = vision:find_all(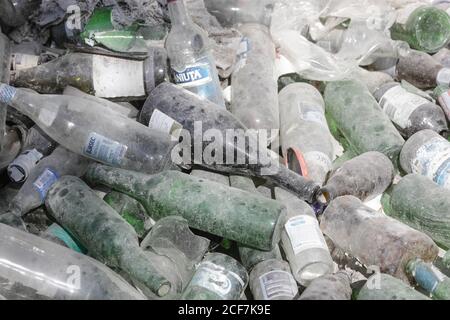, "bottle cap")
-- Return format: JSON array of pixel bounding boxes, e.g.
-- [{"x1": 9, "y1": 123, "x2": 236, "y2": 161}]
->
[{"x1": 7, "y1": 148, "x2": 43, "y2": 183}]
